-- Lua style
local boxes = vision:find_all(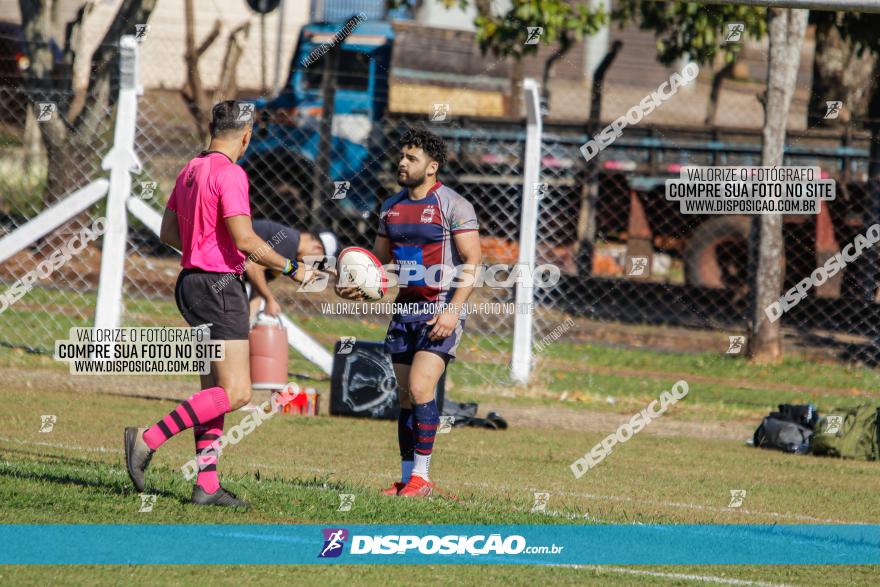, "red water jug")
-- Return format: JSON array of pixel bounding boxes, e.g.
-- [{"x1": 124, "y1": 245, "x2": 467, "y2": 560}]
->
[{"x1": 249, "y1": 312, "x2": 288, "y2": 390}]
